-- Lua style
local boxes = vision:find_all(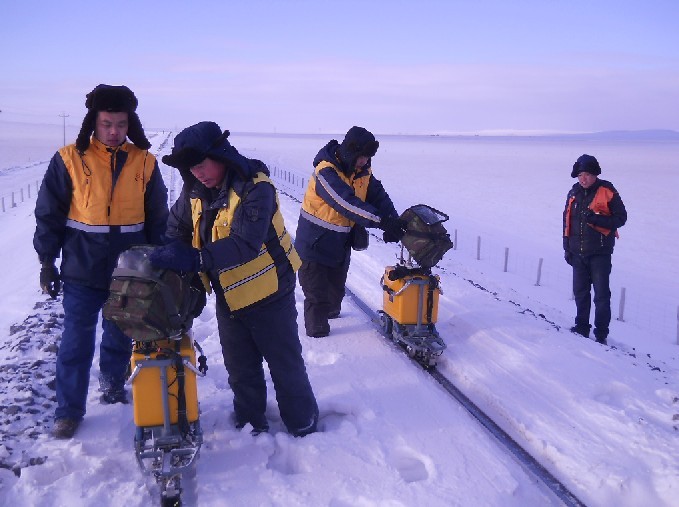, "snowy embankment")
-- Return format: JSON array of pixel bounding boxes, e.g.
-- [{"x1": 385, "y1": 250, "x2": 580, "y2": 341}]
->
[{"x1": 0, "y1": 128, "x2": 677, "y2": 506}]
